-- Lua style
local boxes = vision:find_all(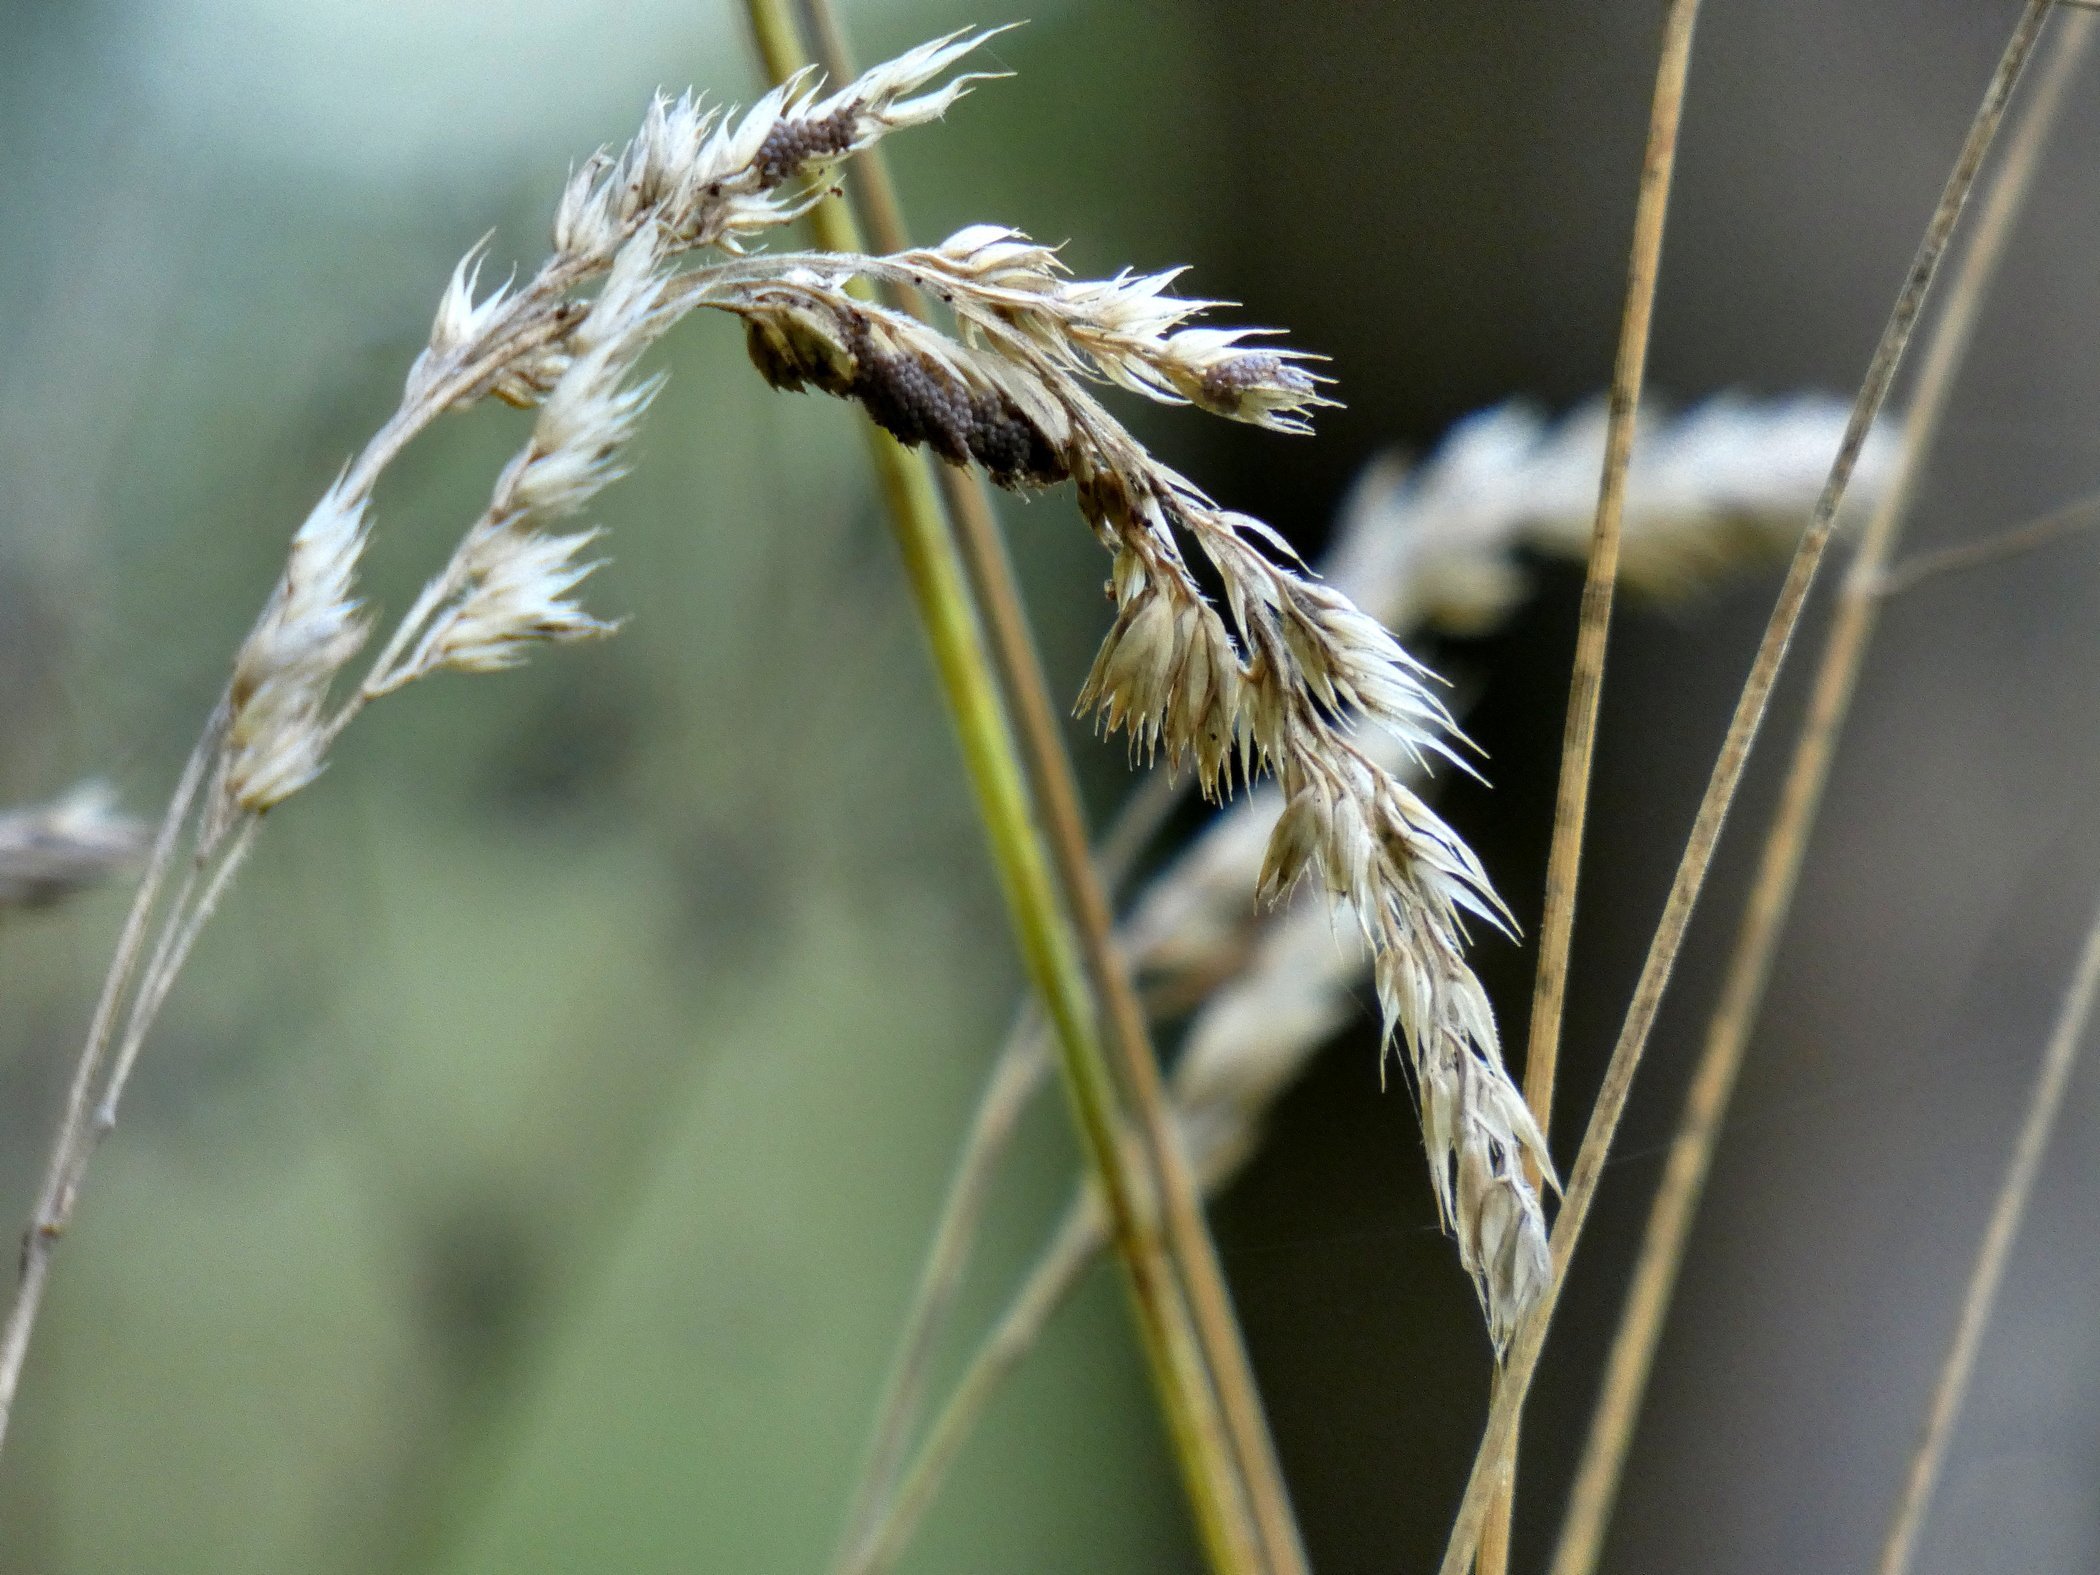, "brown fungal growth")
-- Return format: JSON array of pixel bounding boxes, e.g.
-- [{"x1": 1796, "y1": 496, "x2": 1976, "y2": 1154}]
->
[{"x1": 752, "y1": 105, "x2": 857, "y2": 190}]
